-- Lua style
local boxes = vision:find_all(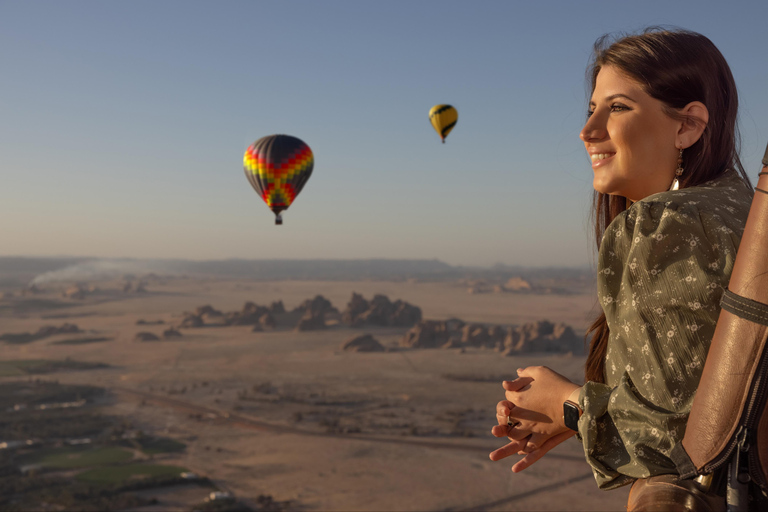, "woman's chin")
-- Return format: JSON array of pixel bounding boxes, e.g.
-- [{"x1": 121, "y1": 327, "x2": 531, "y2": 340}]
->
[{"x1": 592, "y1": 179, "x2": 615, "y2": 196}]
